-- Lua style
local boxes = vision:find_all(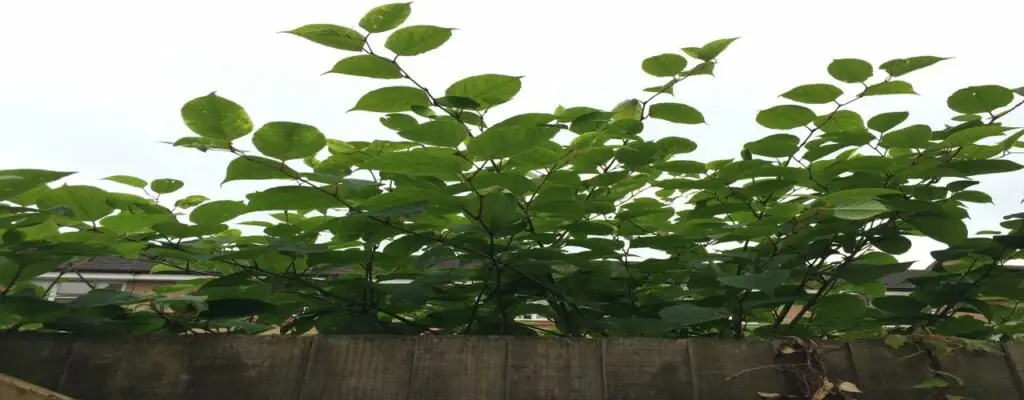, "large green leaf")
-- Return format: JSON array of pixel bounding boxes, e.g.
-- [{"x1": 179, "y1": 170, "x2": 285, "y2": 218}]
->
[
  {"x1": 190, "y1": 200, "x2": 247, "y2": 225},
  {"x1": 867, "y1": 111, "x2": 909, "y2": 133},
  {"x1": 947, "y1": 85, "x2": 1015, "y2": 114},
  {"x1": 37, "y1": 185, "x2": 113, "y2": 221},
  {"x1": 246, "y1": 186, "x2": 342, "y2": 211},
  {"x1": 180, "y1": 92, "x2": 253, "y2": 141},
  {"x1": 648, "y1": 103, "x2": 704, "y2": 124},
  {"x1": 743, "y1": 133, "x2": 800, "y2": 157},
  {"x1": 658, "y1": 303, "x2": 727, "y2": 326},
  {"x1": 252, "y1": 122, "x2": 326, "y2": 160},
  {"x1": 908, "y1": 214, "x2": 967, "y2": 245},
  {"x1": 827, "y1": 58, "x2": 873, "y2": 83},
  {"x1": 879, "y1": 56, "x2": 949, "y2": 77},
  {"x1": 150, "y1": 179, "x2": 184, "y2": 194},
  {"x1": 385, "y1": 25, "x2": 453, "y2": 56},
  {"x1": 224, "y1": 156, "x2": 299, "y2": 183},
  {"x1": 935, "y1": 125, "x2": 1007, "y2": 149},
  {"x1": 397, "y1": 119, "x2": 468, "y2": 147},
  {"x1": 379, "y1": 113, "x2": 419, "y2": 131},
  {"x1": 467, "y1": 125, "x2": 559, "y2": 159},
  {"x1": 755, "y1": 105, "x2": 815, "y2": 129},
  {"x1": 838, "y1": 262, "x2": 914, "y2": 285},
  {"x1": 833, "y1": 199, "x2": 888, "y2": 220},
  {"x1": 351, "y1": 86, "x2": 431, "y2": 113},
  {"x1": 879, "y1": 124, "x2": 932, "y2": 148},
  {"x1": 103, "y1": 175, "x2": 147, "y2": 189},
  {"x1": 100, "y1": 212, "x2": 173, "y2": 233},
  {"x1": 684, "y1": 37, "x2": 738, "y2": 61},
  {"x1": 641, "y1": 53, "x2": 687, "y2": 77},
  {"x1": 445, "y1": 74, "x2": 522, "y2": 108},
  {"x1": 813, "y1": 294, "x2": 867, "y2": 324},
  {"x1": 717, "y1": 270, "x2": 790, "y2": 292},
  {"x1": 327, "y1": 55, "x2": 402, "y2": 79},
  {"x1": 360, "y1": 148, "x2": 471, "y2": 176},
  {"x1": 862, "y1": 81, "x2": 916, "y2": 96},
  {"x1": 944, "y1": 159, "x2": 1023, "y2": 176},
  {"x1": 285, "y1": 24, "x2": 365, "y2": 51},
  {"x1": 358, "y1": 2, "x2": 412, "y2": 33},
  {"x1": 780, "y1": 84, "x2": 842, "y2": 104},
  {"x1": 0, "y1": 169, "x2": 73, "y2": 201}
]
